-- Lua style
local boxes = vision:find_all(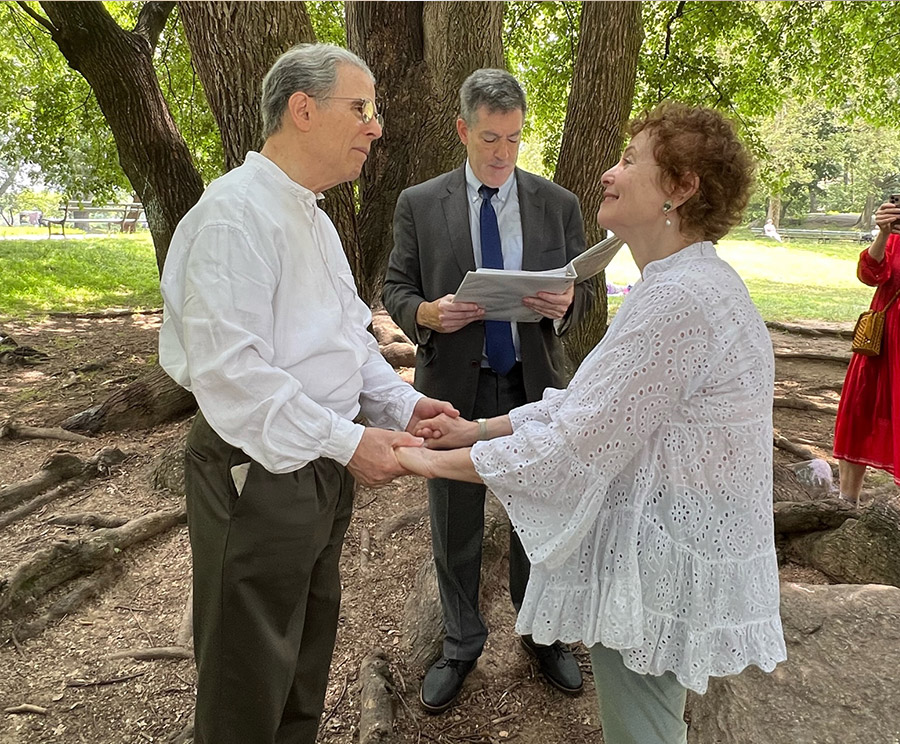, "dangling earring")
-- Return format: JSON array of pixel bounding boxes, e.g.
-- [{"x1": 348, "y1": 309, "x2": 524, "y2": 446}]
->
[{"x1": 662, "y1": 201, "x2": 673, "y2": 226}]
